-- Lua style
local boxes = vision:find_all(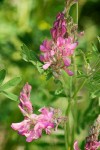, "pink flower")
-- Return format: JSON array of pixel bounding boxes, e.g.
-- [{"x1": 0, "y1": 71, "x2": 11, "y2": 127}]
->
[
  {"x1": 39, "y1": 10, "x2": 79, "y2": 77},
  {"x1": 74, "y1": 115, "x2": 100, "y2": 150},
  {"x1": 11, "y1": 83, "x2": 66, "y2": 142},
  {"x1": 85, "y1": 141, "x2": 100, "y2": 150},
  {"x1": 74, "y1": 141, "x2": 100, "y2": 150}
]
